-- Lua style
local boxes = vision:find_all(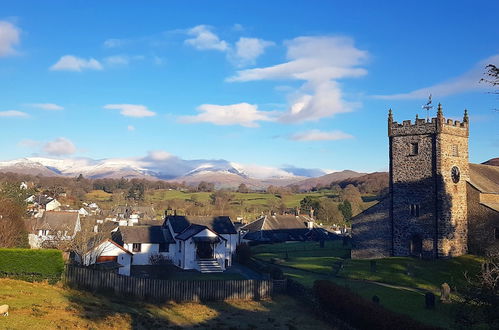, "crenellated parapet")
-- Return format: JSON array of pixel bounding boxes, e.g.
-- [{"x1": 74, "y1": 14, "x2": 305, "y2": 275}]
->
[{"x1": 388, "y1": 104, "x2": 469, "y2": 137}]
